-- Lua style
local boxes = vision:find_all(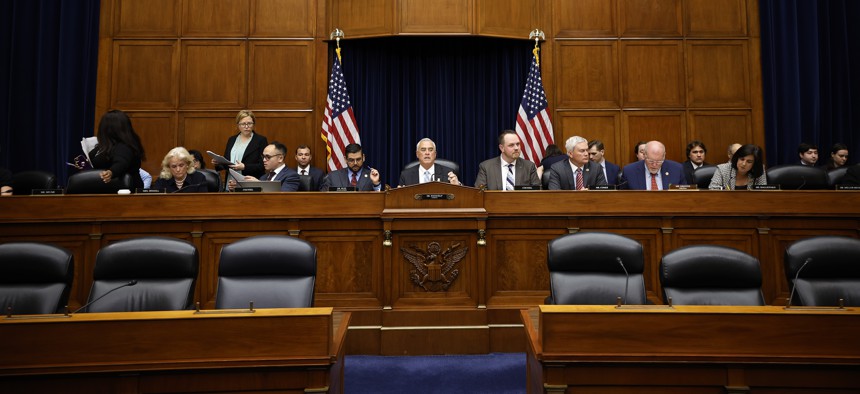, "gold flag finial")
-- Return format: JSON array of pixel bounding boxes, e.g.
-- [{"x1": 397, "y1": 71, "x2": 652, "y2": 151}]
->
[
  {"x1": 528, "y1": 29, "x2": 545, "y2": 66},
  {"x1": 330, "y1": 28, "x2": 345, "y2": 62}
]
